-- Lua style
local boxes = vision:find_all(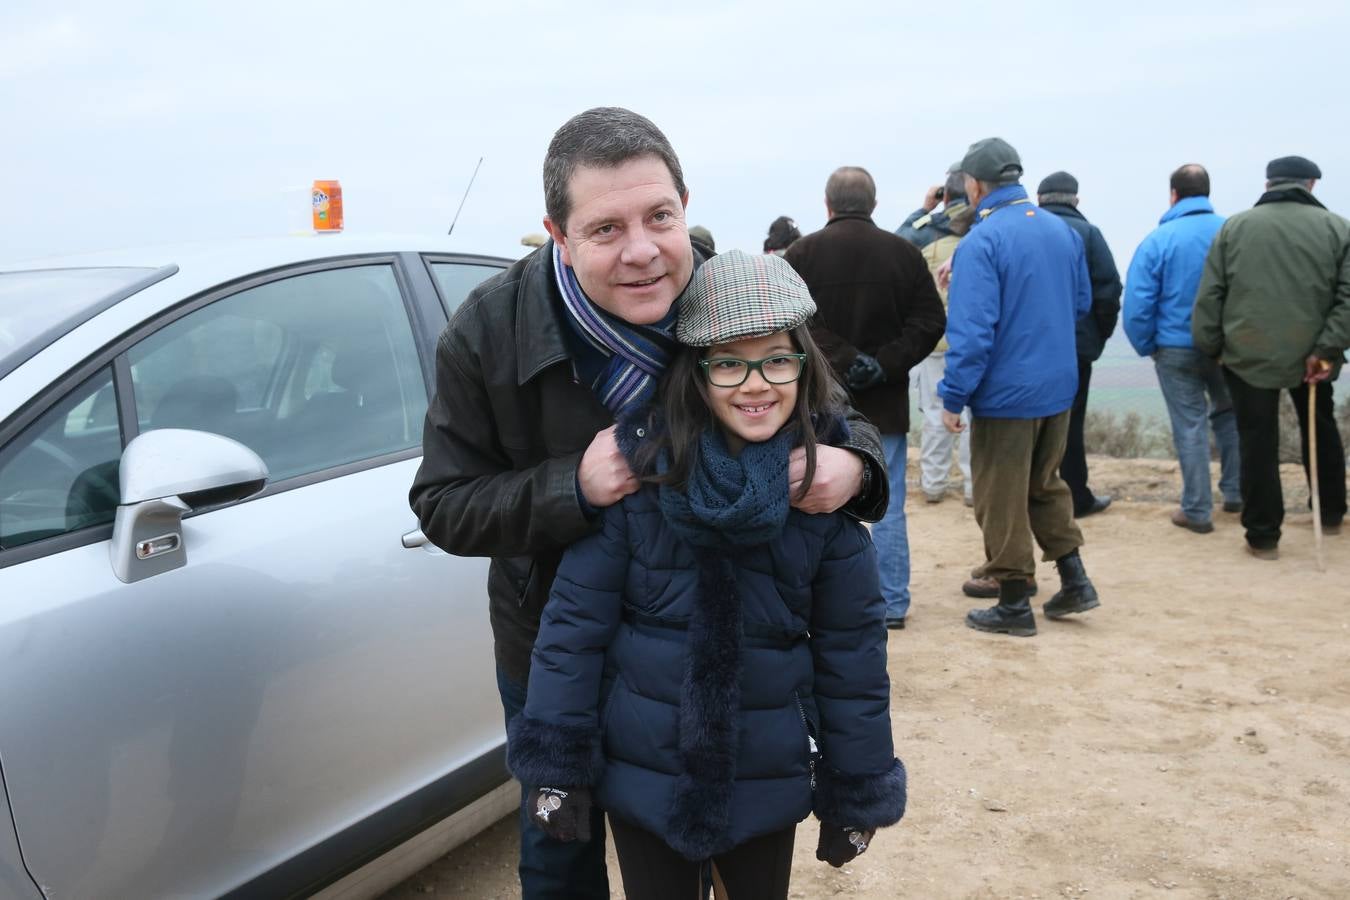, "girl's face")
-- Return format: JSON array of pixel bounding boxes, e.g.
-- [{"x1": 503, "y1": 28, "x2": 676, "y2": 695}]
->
[{"x1": 701, "y1": 332, "x2": 800, "y2": 453}]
